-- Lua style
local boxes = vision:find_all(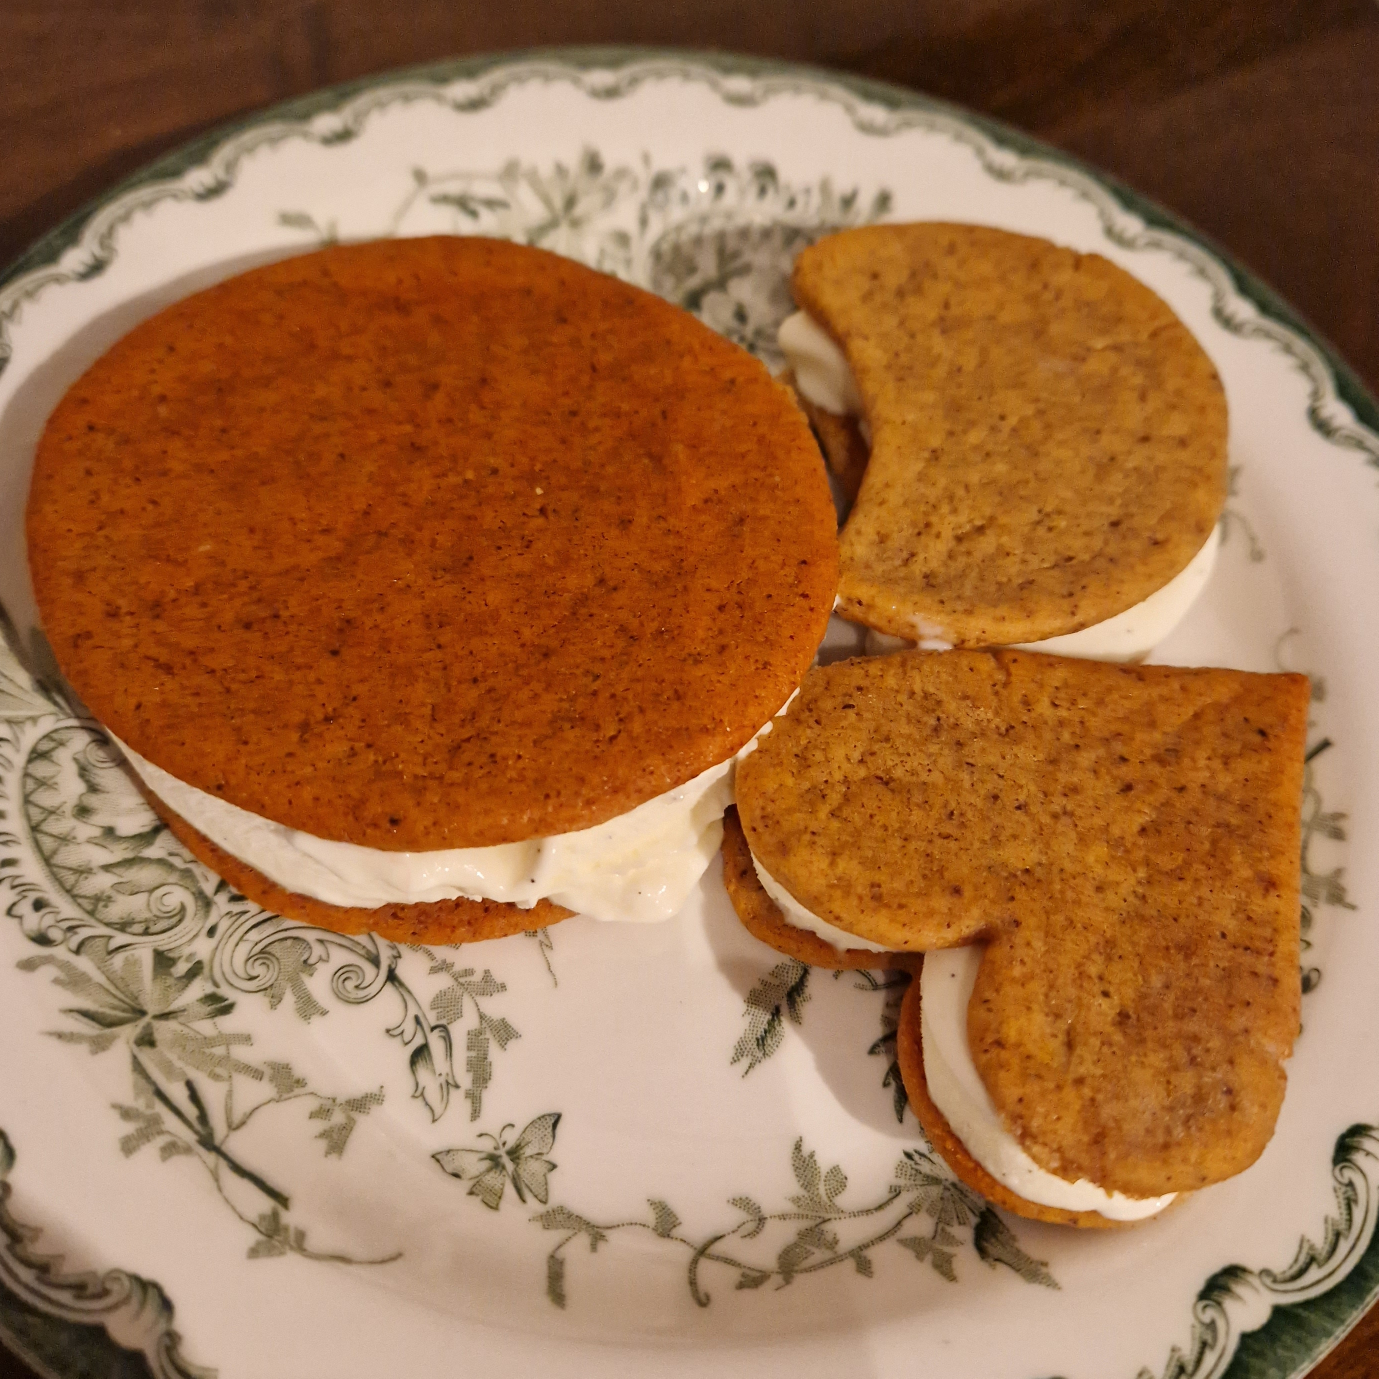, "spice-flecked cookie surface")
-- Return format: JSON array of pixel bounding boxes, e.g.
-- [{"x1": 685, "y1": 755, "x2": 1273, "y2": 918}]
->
[
  {"x1": 893, "y1": 969, "x2": 1126, "y2": 1228},
  {"x1": 721, "y1": 807, "x2": 917, "y2": 971},
  {"x1": 29, "y1": 236, "x2": 838, "y2": 851},
  {"x1": 736, "y1": 649, "x2": 1309, "y2": 1195},
  {"x1": 791, "y1": 223, "x2": 1228, "y2": 645}
]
